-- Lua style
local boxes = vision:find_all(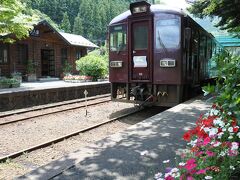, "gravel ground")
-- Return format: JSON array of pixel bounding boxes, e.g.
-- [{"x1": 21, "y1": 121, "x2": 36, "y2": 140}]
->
[
  {"x1": 0, "y1": 102, "x2": 135, "y2": 156},
  {"x1": 0, "y1": 106, "x2": 164, "y2": 179}
]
